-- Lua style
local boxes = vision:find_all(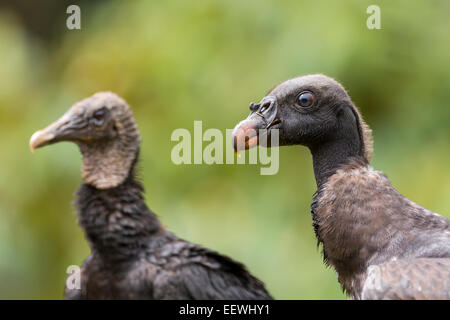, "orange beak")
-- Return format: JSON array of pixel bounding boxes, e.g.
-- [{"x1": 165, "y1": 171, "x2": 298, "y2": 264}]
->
[{"x1": 232, "y1": 117, "x2": 265, "y2": 153}]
